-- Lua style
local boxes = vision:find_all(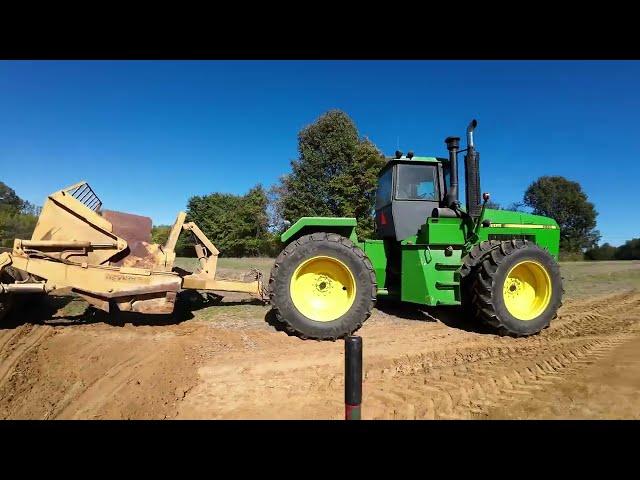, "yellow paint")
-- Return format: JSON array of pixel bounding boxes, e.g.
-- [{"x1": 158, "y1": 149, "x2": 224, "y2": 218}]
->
[
  {"x1": 0, "y1": 252, "x2": 12, "y2": 271},
  {"x1": 503, "y1": 260, "x2": 552, "y2": 320},
  {"x1": 119, "y1": 266, "x2": 151, "y2": 276},
  {"x1": 290, "y1": 255, "x2": 356, "y2": 322}
]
